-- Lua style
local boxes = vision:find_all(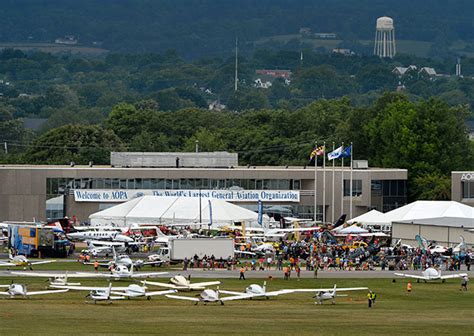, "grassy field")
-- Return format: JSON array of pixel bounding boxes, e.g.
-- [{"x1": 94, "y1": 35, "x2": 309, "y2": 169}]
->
[
  {"x1": 0, "y1": 273, "x2": 472, "y2": 335},
  {"x1": 255, "y1": 35, "x2": 434, "y2": 58},
  {"x1": 0, "y1": 43, "x2": 108, "y2": 55}
]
